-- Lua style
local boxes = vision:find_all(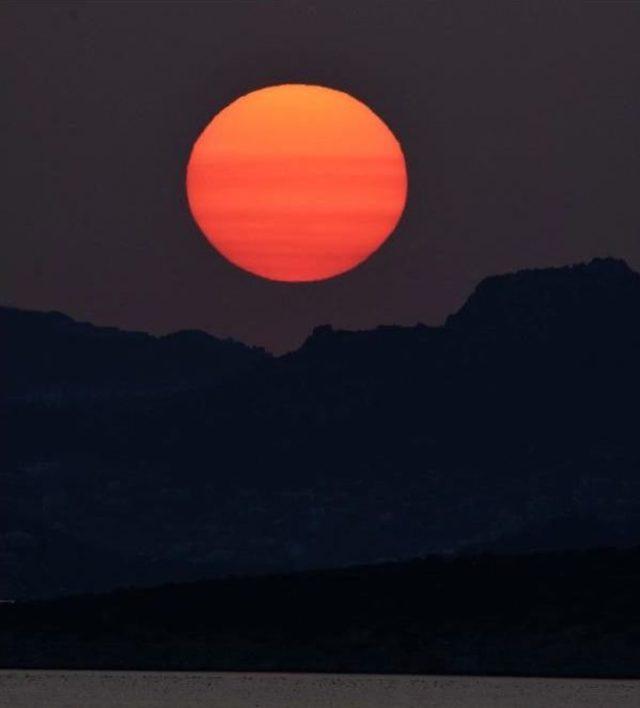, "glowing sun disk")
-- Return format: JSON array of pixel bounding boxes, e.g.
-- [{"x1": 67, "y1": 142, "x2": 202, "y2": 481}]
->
[{"x1": 186, "y1": 84, "x2": 407, "y2": 282}]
